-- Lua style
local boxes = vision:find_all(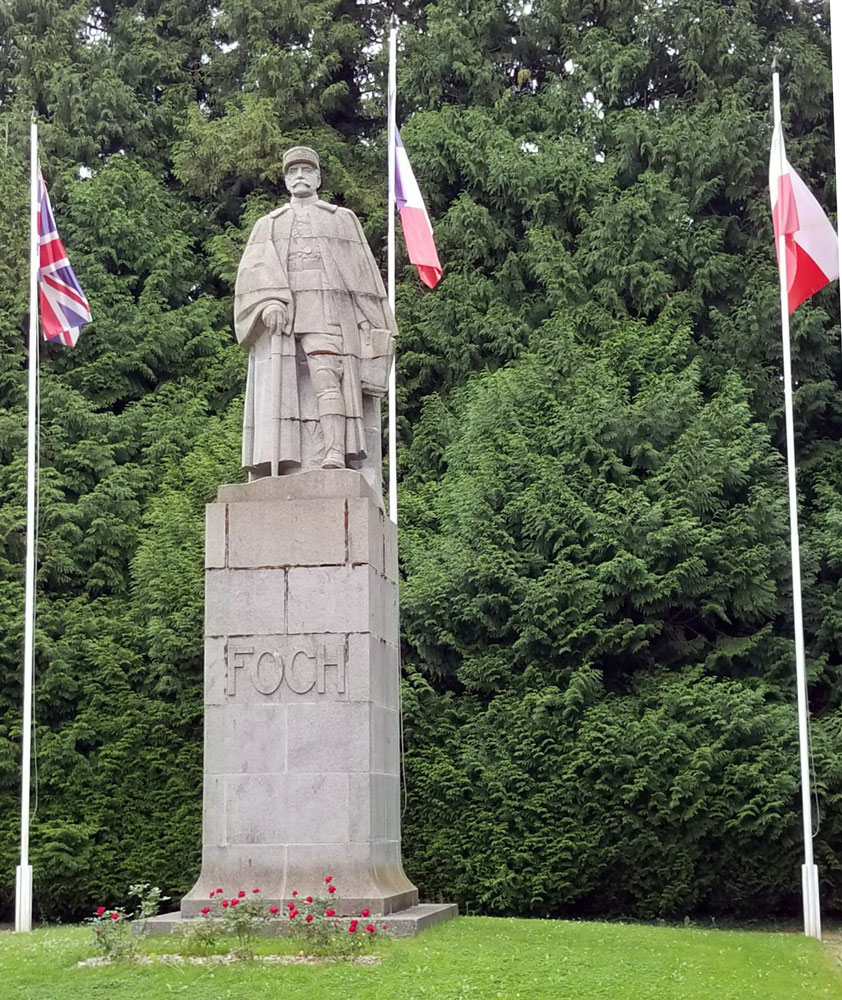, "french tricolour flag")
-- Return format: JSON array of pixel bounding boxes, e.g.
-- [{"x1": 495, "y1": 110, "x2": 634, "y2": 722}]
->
[
  {"x1": 394, "y1": 131, "x2": 442, "y2": 289},
  {"x1": 38, "y1": 175, "x2": 91, "y2": 346},
  {"x1": 769, "y1": 122, "x2": 839, "y2": 314}
]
